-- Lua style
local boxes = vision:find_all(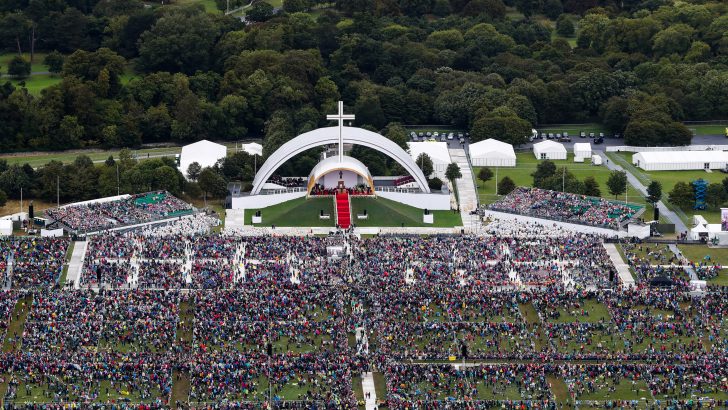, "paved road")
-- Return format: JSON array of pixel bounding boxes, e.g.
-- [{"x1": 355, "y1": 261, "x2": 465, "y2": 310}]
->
[
  {"x1": 598, "y1": 150, "x2": 688, "y2": 233},
  {"x1": 603, "y1": 243, "x2": 636, "y2": 288},
  {"x1": 448, "y1": 147, "x2": 478, "y2": 227},
  {"x1": 66, "y1": 240, "x2": 87, "y2": 289}
]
